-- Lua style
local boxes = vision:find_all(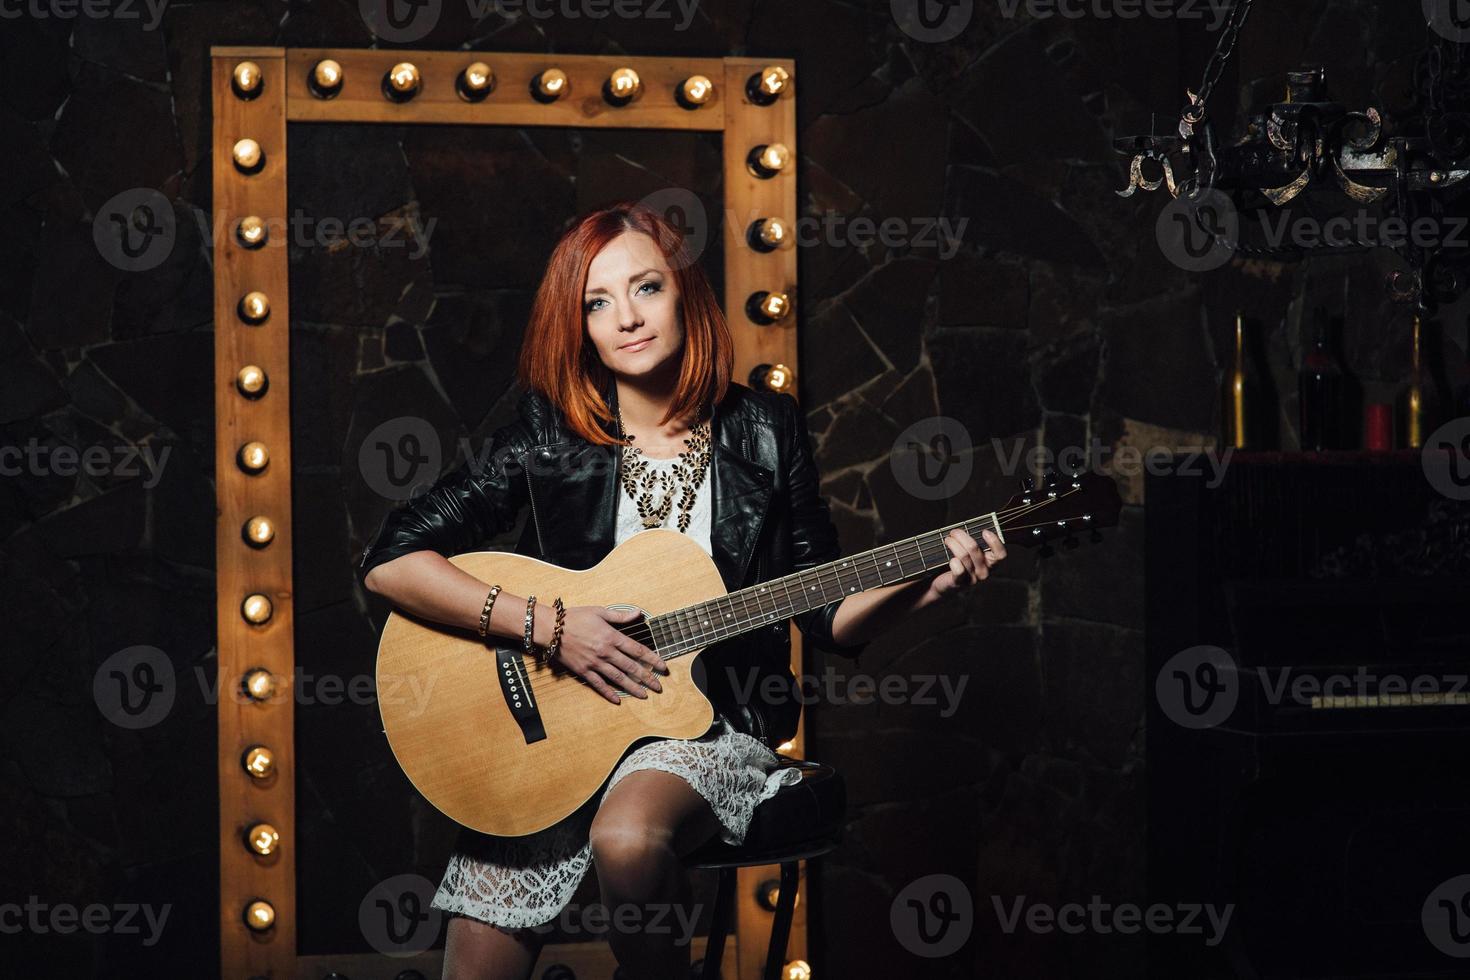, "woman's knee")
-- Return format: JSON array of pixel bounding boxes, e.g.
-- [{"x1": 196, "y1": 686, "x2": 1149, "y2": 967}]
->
[{"x1": 589, "y1": 816, "x2": 677, "y2": 880}]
